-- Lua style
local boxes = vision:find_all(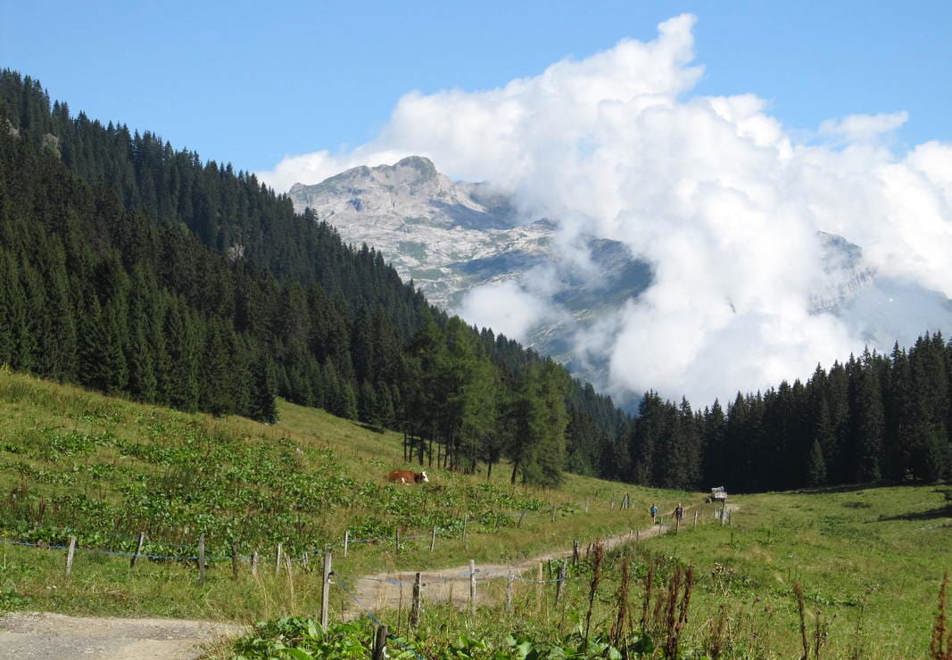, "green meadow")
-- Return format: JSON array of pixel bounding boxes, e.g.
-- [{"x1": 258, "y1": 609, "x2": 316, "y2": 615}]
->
[{"x1": 1, "y1": 367, "x2": 949, "y2": 657}]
